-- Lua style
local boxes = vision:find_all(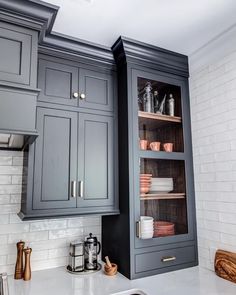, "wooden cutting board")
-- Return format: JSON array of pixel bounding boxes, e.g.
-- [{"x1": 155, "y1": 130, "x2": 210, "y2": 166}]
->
[{"x1": 215, "y1": 249, "x2": 236, "y2": 283}]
